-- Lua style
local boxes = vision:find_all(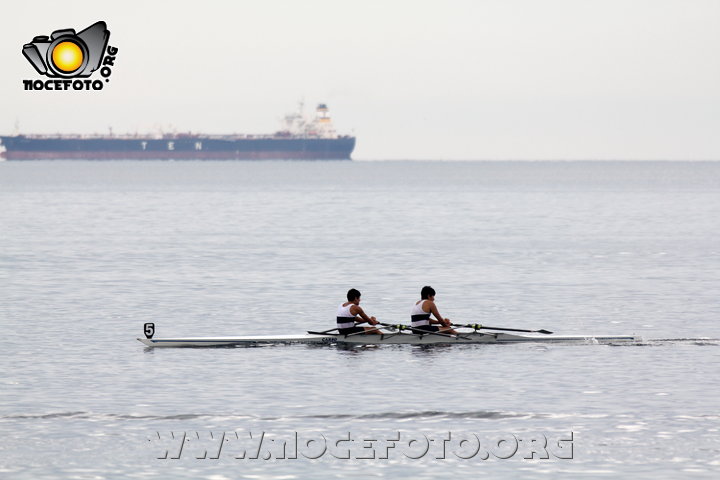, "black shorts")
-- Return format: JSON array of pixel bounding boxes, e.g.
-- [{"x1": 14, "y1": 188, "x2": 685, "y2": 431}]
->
[
  {"x1": 412, "y1": 324, "x2": 440, "y2": 333},
  {"x1": 338, "y1": 326, "x2": 366, "y2": 335}
]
